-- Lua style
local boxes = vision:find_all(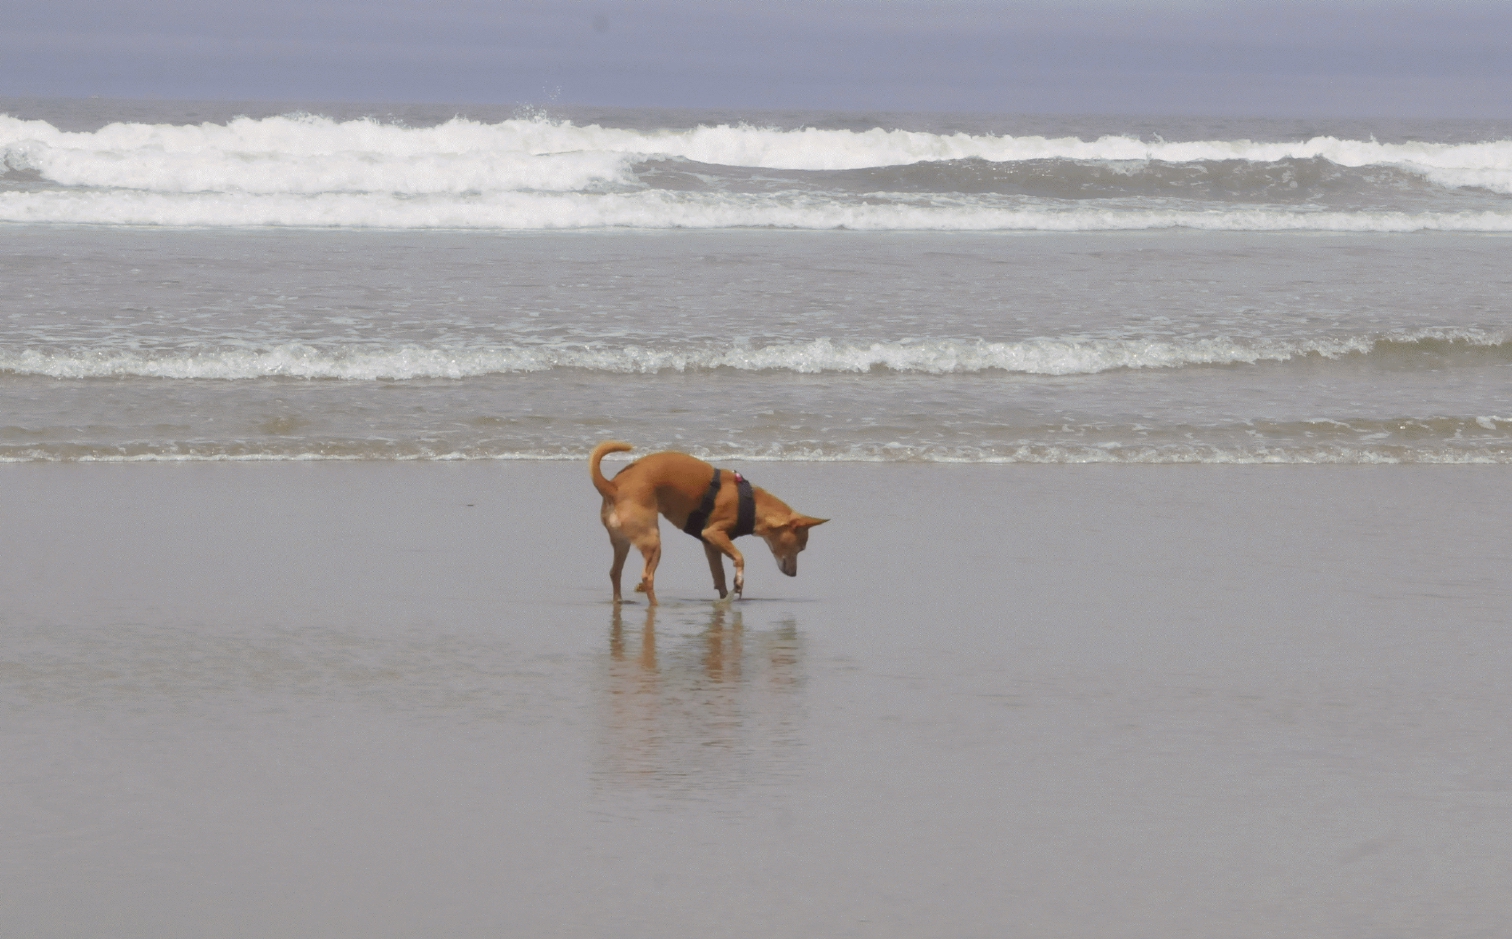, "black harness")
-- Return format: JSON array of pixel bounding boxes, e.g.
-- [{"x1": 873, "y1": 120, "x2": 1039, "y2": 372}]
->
[{"x1": 682, "y1": 469, "x2": 756, "y2": 541}]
